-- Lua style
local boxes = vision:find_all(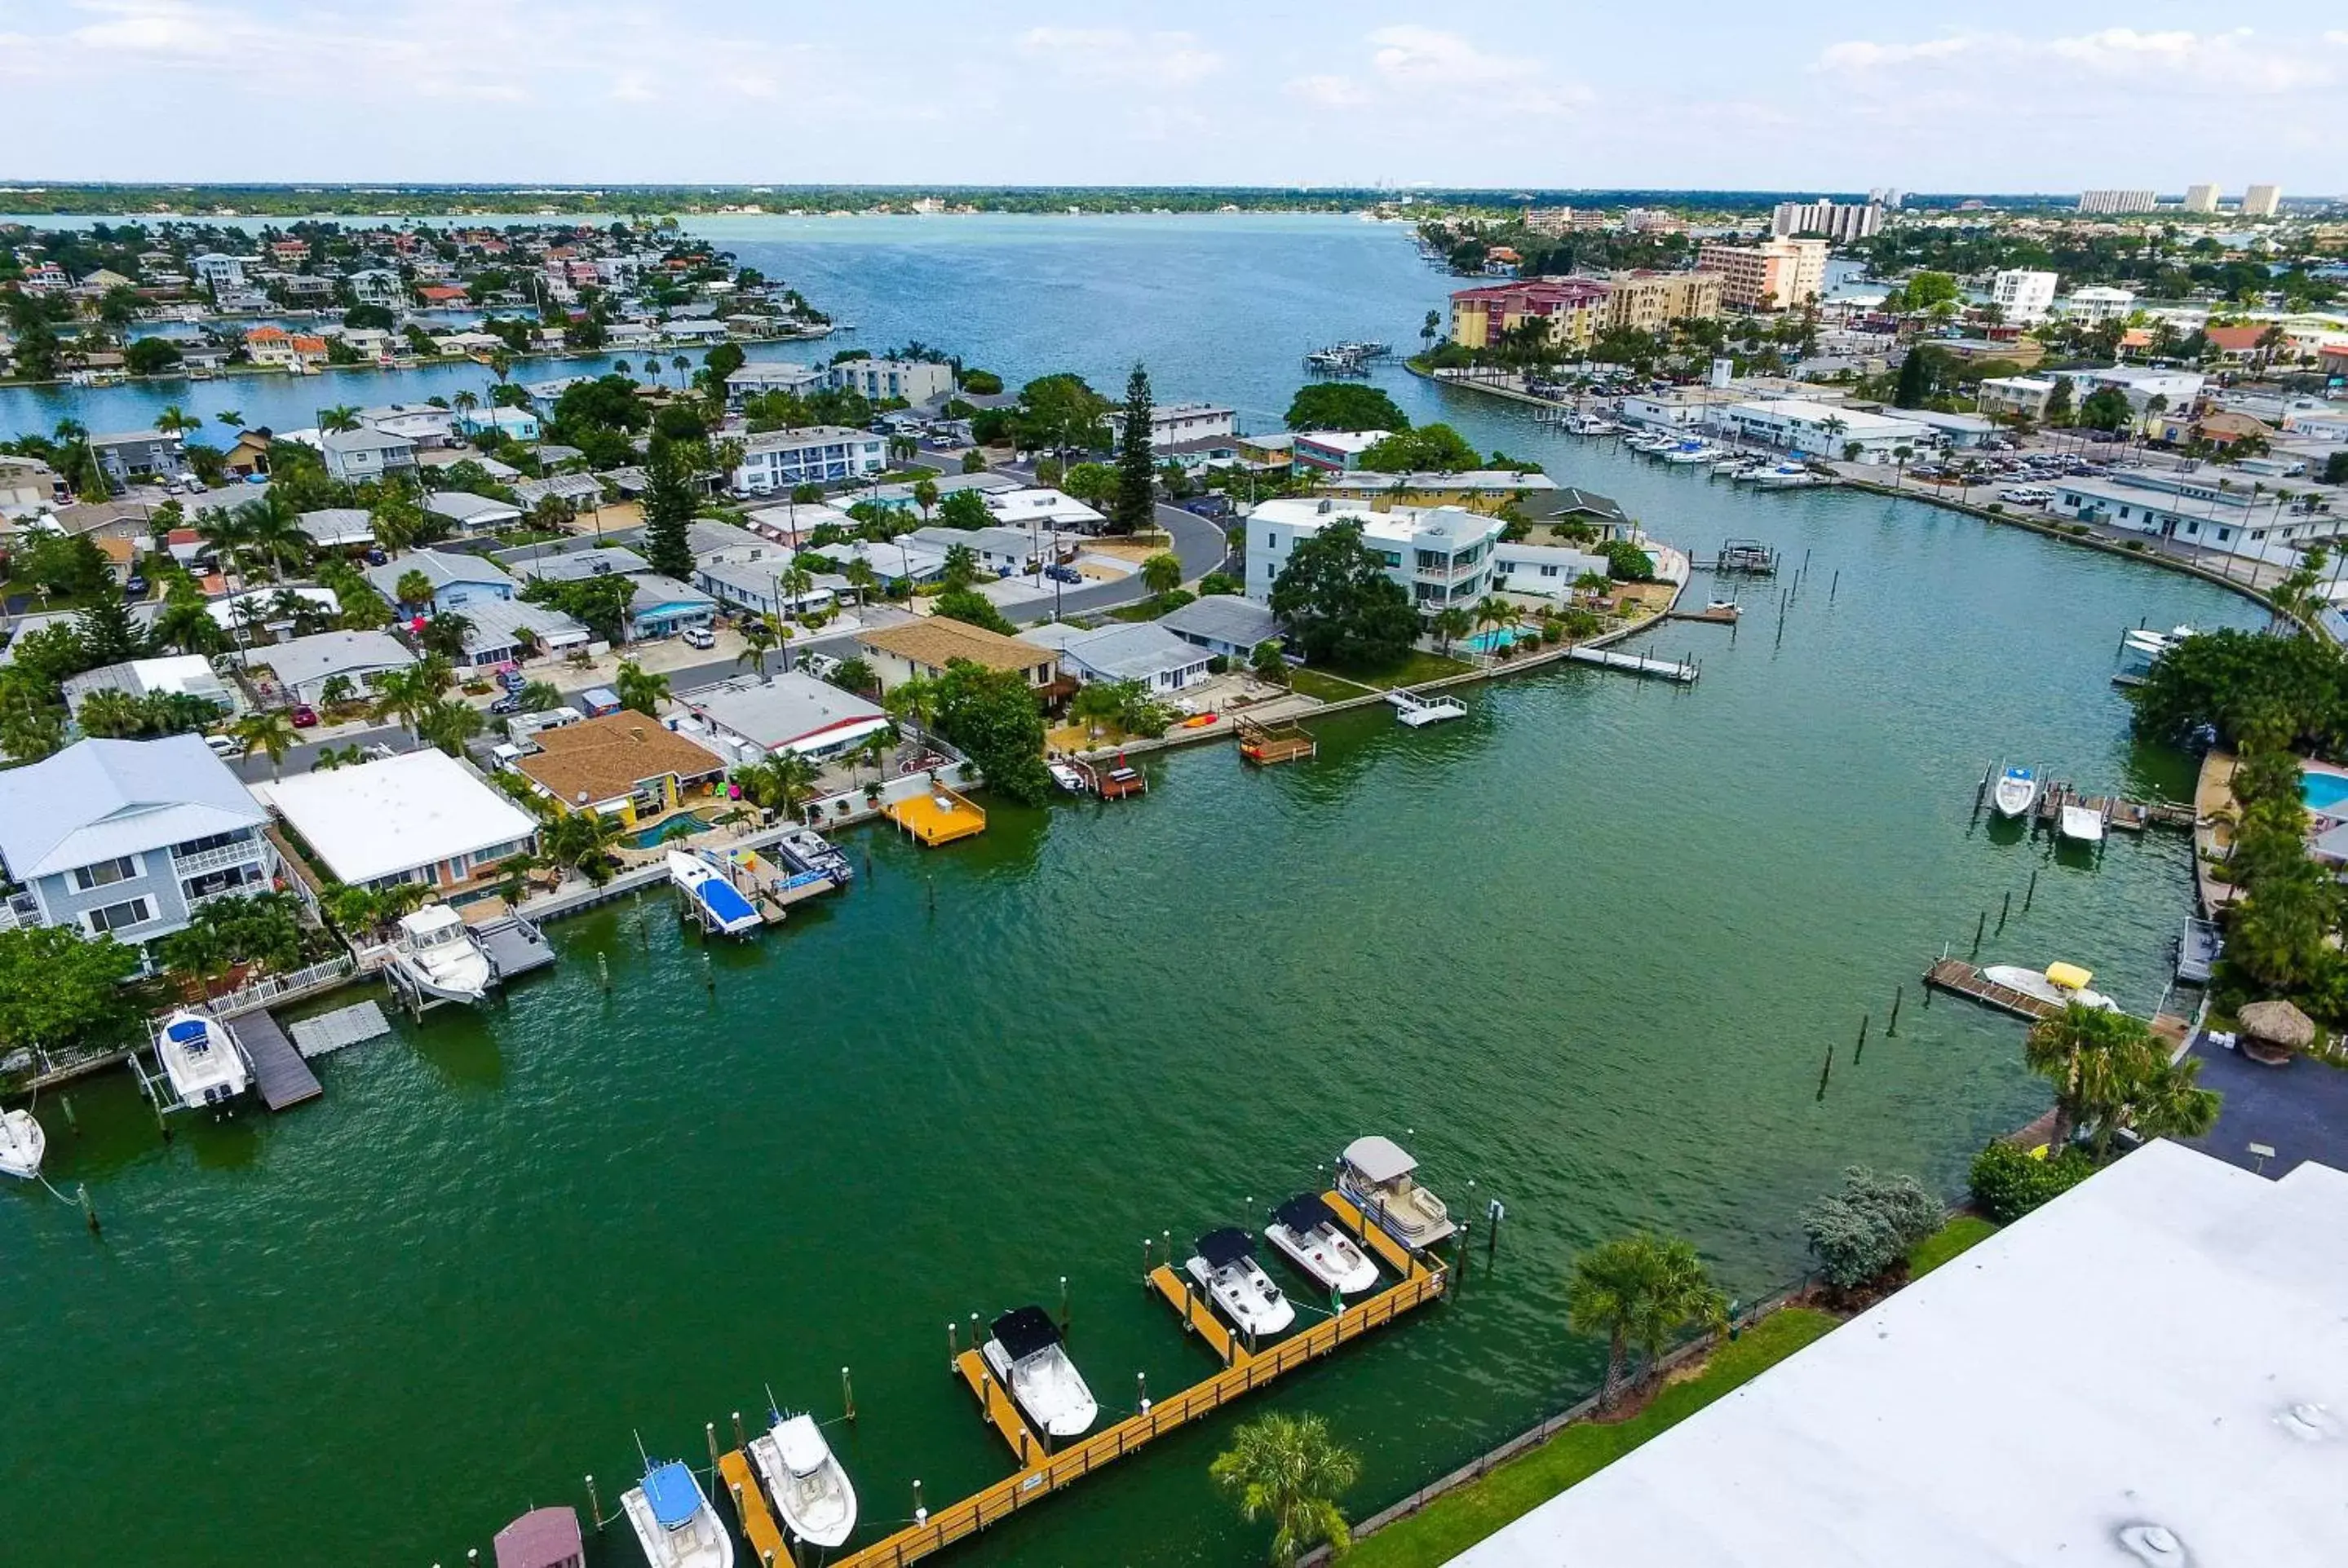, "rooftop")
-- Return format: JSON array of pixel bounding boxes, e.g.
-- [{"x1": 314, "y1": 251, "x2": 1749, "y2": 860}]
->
[
  {"x1": 1156, "y1": 593, "x2": 1279, "y2": 648},
  {"x1": 680, "y1": 671, "x2": 889, "y2": 754},
  {"x1": 239, "y1": 629, "x2": 415, "y2": 689},
  {"x1": 858, "y1": 616, "x2": 1058, "y2": 675},
  {"x1": 511, "y1": 545, "x2": 649, "y2": 583},
  {"x1": 425, "y1": 492, "x2": 523, "y2": 524},
  {"x1": 254, "y1": 749, "x2": 537, "y2": 886},
  {"x1": 1025, "y1": 621, "x2": 1212, "y2": 682},
  {"x1": 0, "y1": 734, "x2": 266, "y2": 881},
  {"x1": 365, "y1": 549, "x2": 516, "y2": 597},
  {"x1": 515, "y1": 713, "x2": 726, "y2": 808}
]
